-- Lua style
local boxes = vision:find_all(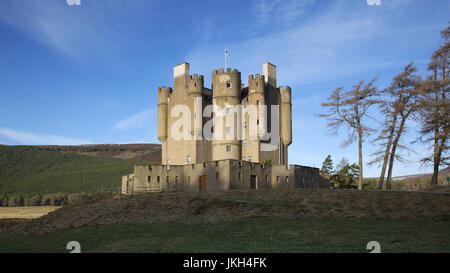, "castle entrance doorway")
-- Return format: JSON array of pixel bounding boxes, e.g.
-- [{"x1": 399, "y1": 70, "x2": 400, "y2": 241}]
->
[
  {"x1": 250, "y1": 175, "x2": 257, "y2": 189},
  {"x1": 199, "y1": 176, "x2": 206, "y2": 192}
]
